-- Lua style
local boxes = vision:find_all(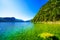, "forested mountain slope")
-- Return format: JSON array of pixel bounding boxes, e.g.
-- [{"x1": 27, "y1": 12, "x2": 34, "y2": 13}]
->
[{"x1": 32, "y1": 0, "x2": 60, "y2": 22}]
